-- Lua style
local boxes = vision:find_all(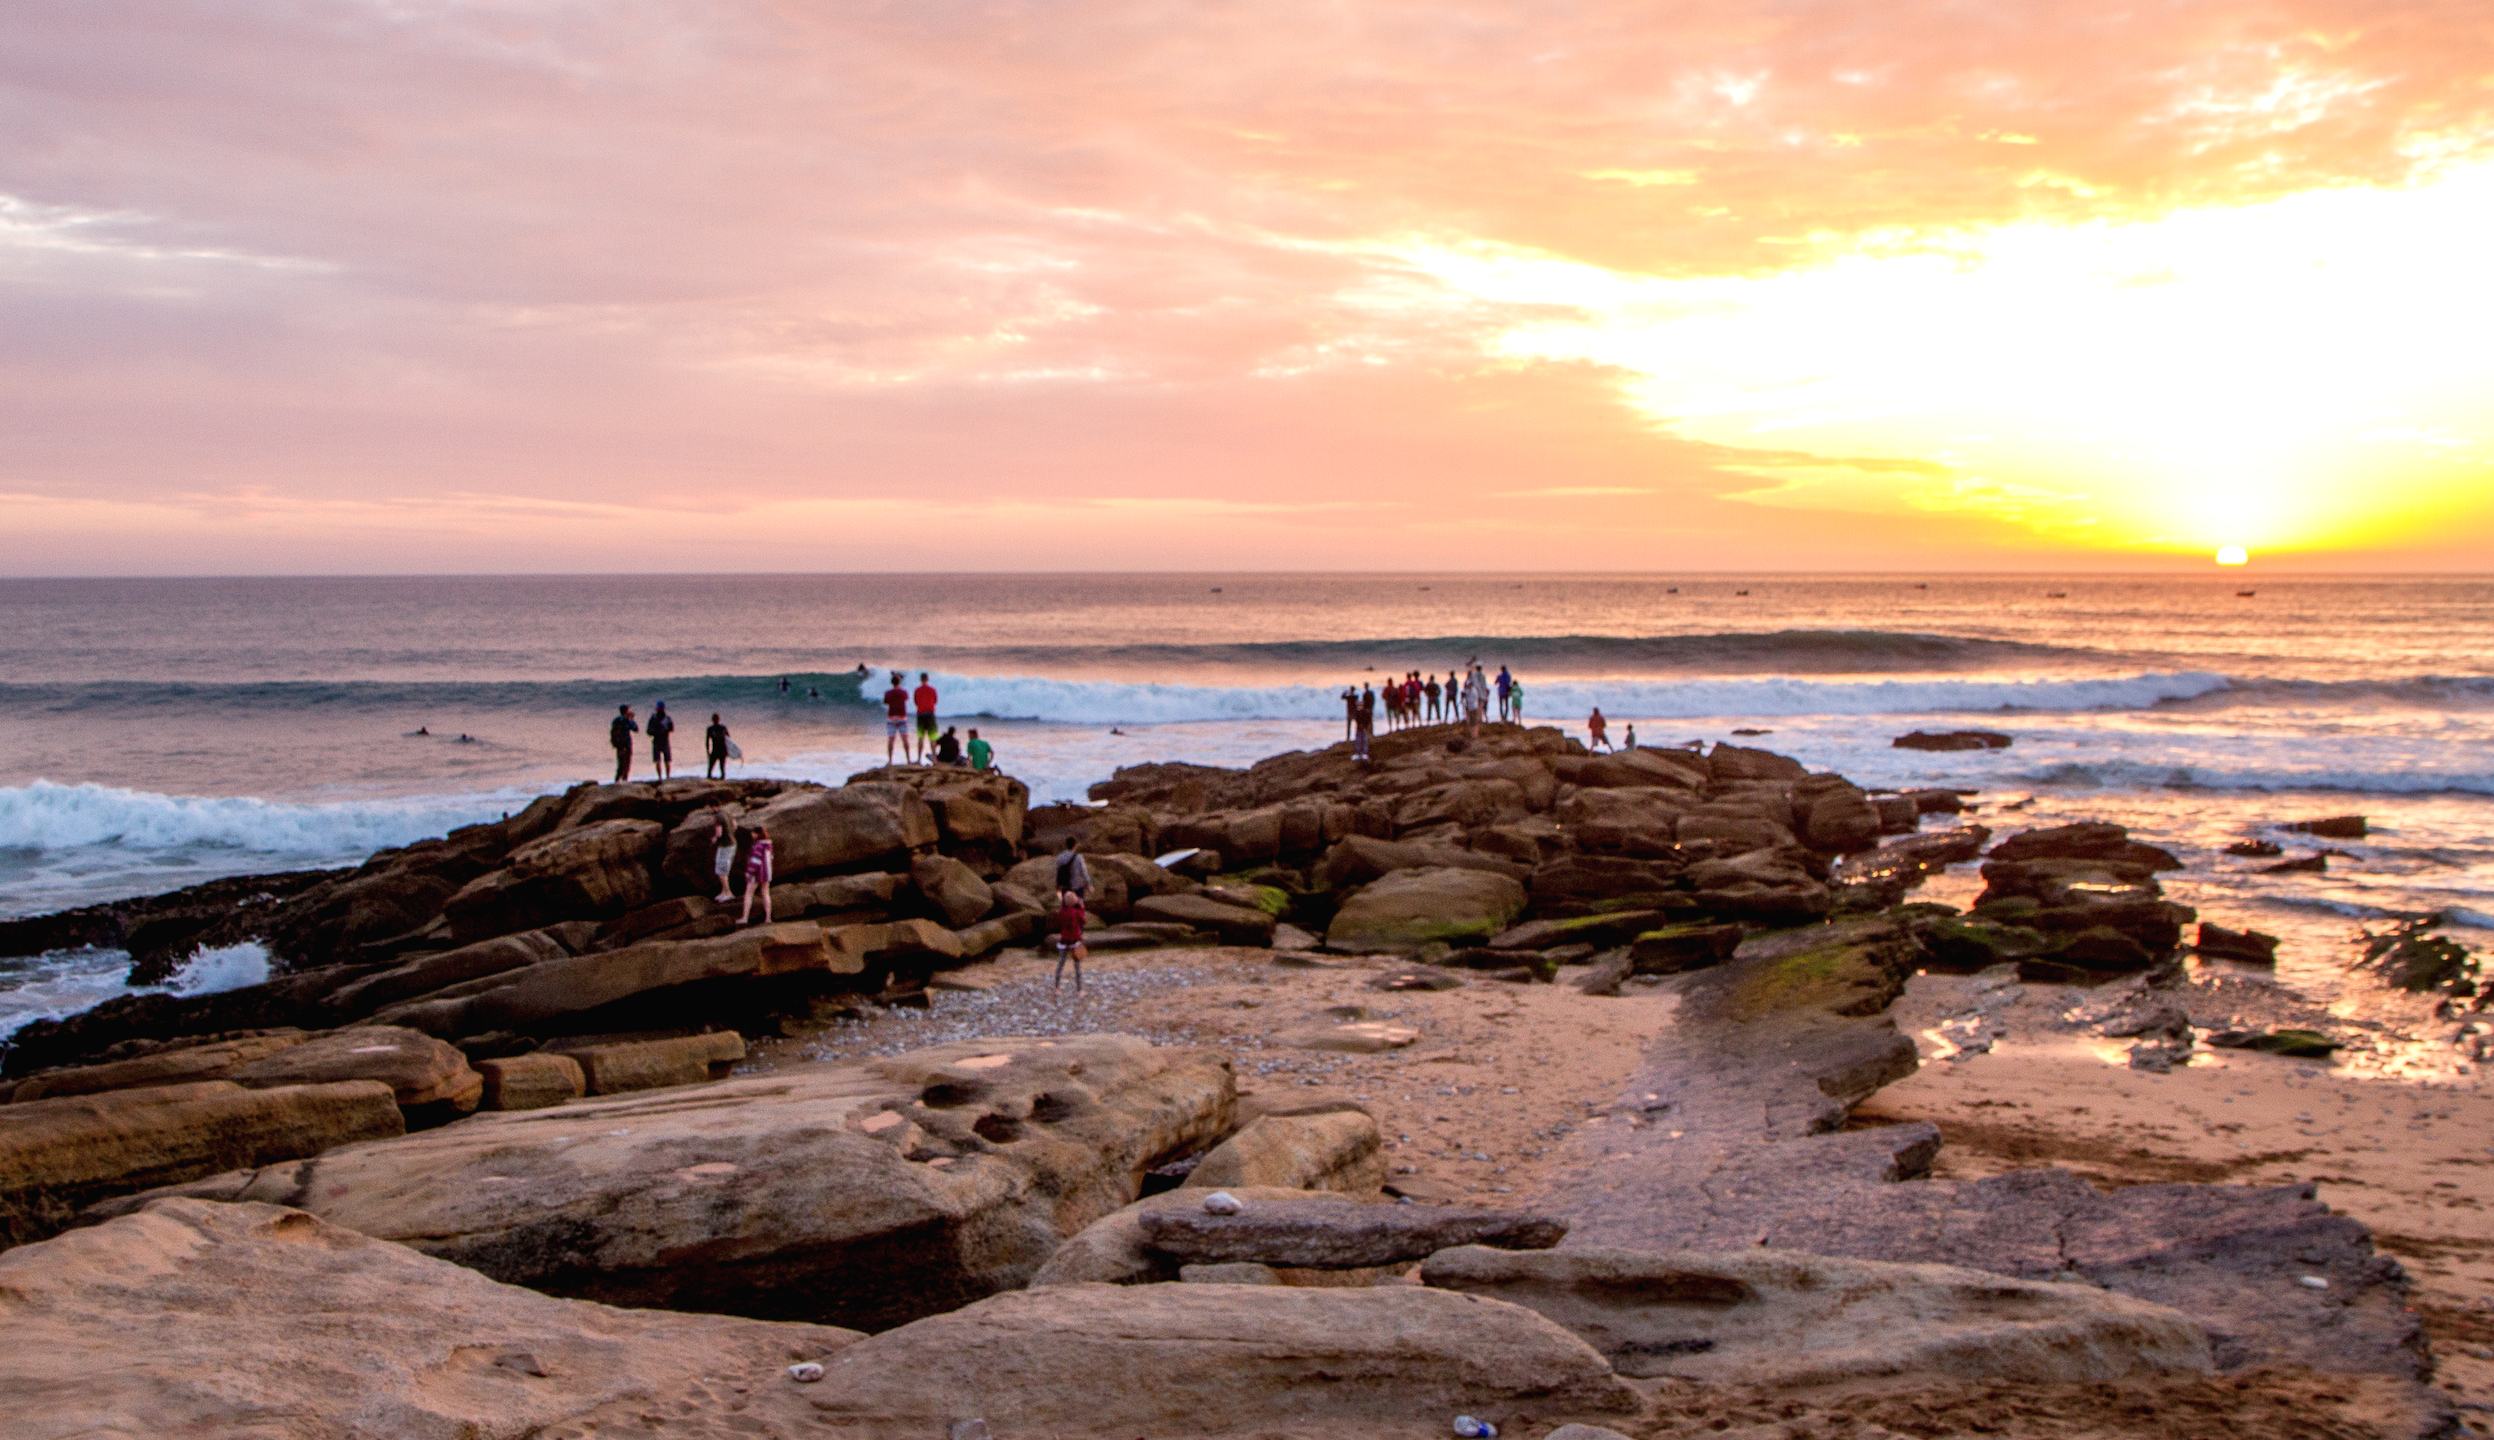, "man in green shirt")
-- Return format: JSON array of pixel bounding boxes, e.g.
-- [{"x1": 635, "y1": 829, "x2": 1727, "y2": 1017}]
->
[{"x1": 966, "y1": 728, "x2": 994, "y2": 772}]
